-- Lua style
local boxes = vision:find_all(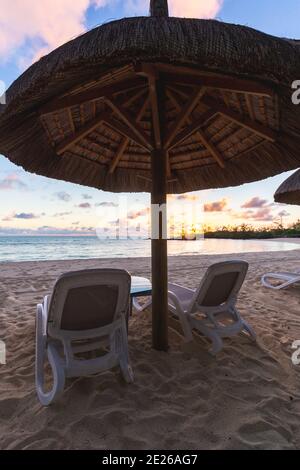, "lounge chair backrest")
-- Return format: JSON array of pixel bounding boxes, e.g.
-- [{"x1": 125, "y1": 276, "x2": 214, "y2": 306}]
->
[
  {"x1": 189, "y1": 261, "x2": 248, "y2": 311},
  {"x1": 47, "y1": 269, "x2": 131, "y2": 333}
]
